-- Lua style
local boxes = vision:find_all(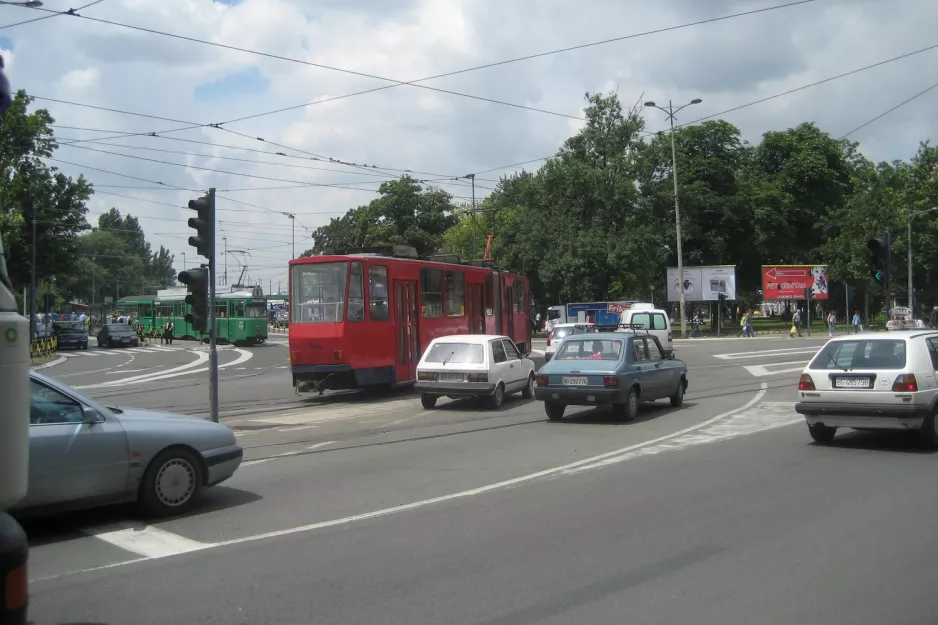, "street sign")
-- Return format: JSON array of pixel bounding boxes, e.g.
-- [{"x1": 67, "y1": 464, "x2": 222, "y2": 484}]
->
[{"x1": 762, "y1": 265, "x2": 829, "y2": 300}]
